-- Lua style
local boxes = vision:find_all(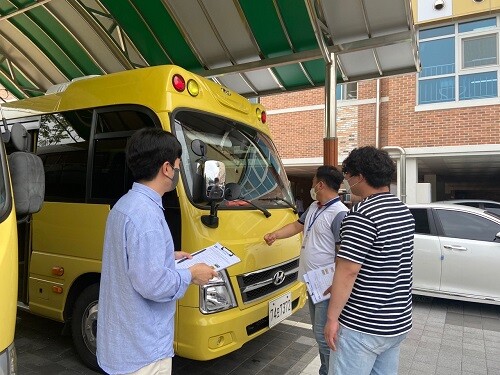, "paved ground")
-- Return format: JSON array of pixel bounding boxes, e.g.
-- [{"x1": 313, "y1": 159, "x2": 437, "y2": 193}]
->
[
  {"x1": 300, "y1": 296, "x2": 500, "y2": 375},
  {"x1": 14, "y1": 296, "x2": 500, "y2": 375},
  {"x1": 14, "y1": 304, "x2": 316, "y2": 375}
]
